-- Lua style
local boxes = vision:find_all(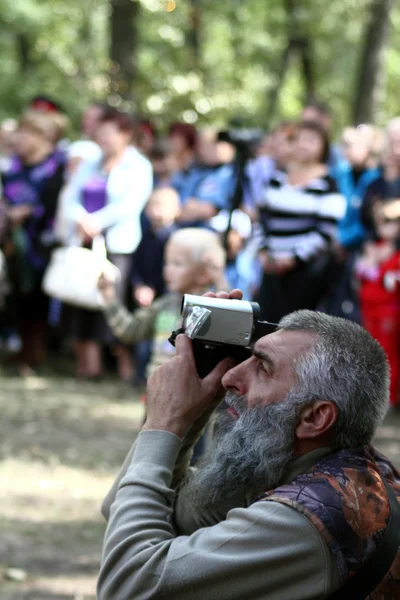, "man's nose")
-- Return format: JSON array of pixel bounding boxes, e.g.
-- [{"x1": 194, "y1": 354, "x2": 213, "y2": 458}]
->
[{"x1": 221, "y1": 357, "x2": 251, "y2": 395}]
